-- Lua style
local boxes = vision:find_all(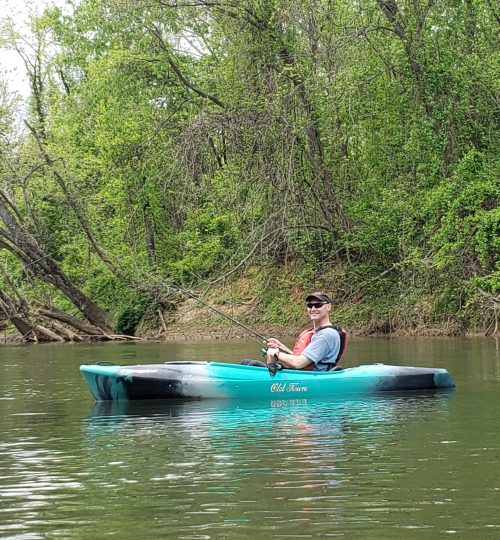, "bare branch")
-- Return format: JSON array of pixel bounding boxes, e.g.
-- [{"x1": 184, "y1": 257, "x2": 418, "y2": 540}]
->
[{"x1": 148, "y1": 23, "x2": 226, "y2": 109}]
